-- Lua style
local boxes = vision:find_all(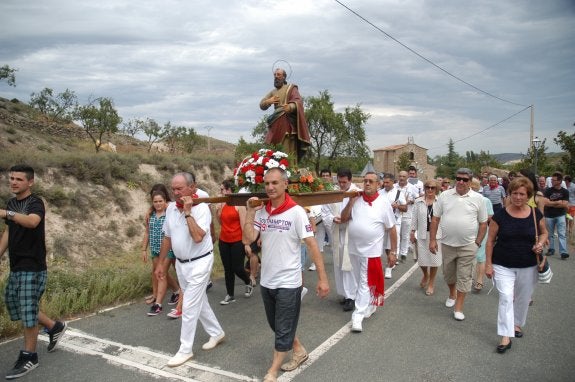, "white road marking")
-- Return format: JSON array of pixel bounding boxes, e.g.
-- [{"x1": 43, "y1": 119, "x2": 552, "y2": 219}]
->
[
  {"x1": 39, "y1": 328, "x2": 257, "y2": 382},
  {"x1": 279, "y1": 262, "x2": 419, "y2": 382}
]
